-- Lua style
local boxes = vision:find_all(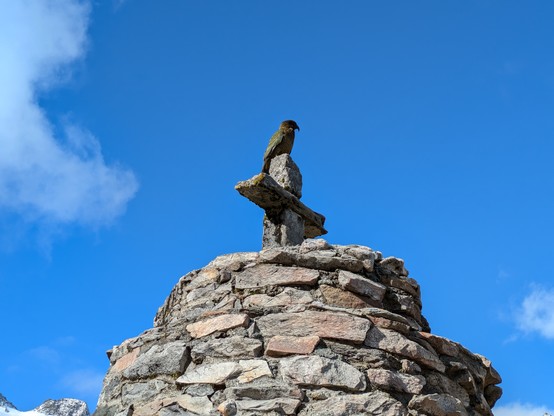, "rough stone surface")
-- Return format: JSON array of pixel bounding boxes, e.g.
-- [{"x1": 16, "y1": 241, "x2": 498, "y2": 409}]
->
[
  {"x1": 338, "y1": 269, "x2": 387, "y2": 302},
  {"x1": 265, "y1": 335, "x2": 320, "y2": 357},
  {"x1": 236, "y1": 156, "x2": 327, "y2": 244},
  {"x1": 94, "y1": 241, "x2": 501, "y2": 416},
  {"x1": 409, "y1": 393, "x2": 468, "y2": 416},
  {"x1": 186, "y1": 313, "x2": 249, "y2": 338},
  {"x1": 367, "y1": 368, "x2": 426, "y2": 394},
  {"x1": 298, "y1": 391, "x2": 408, "y2": 416},
  {"x1": 235, "y1": 264, "x2": 319, "y2": 289},
  {"x1": 177, "y1": 362, "x2": 241, "y2": 385},
  {"x1": 281, "y1": 355, "x2": 367, "y2": 391},
  {"x1": 256, "y1": 310, "x2": 371, "y2": 343},
  {"x1": 365, "y1": 326, "x2": 446, "y2": 372},
  {"x1": 268, "y1": 154, "x2": 302, "y2": 198},
  {"x1": 319, "y1": 284, "x2": 372, "y2": 309},
  {"x1": 34, "y1": 399, "x2": 91, "y2": 416},
  {"x1": 122, "y1": 341, "x2": 189, "y2": 380},
  {"x1": 191, "y1": 336, "x2": 262, "y2": 361},
  {"x1": 235, "y1": 397, "x2": 301, "y2": 415}
]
